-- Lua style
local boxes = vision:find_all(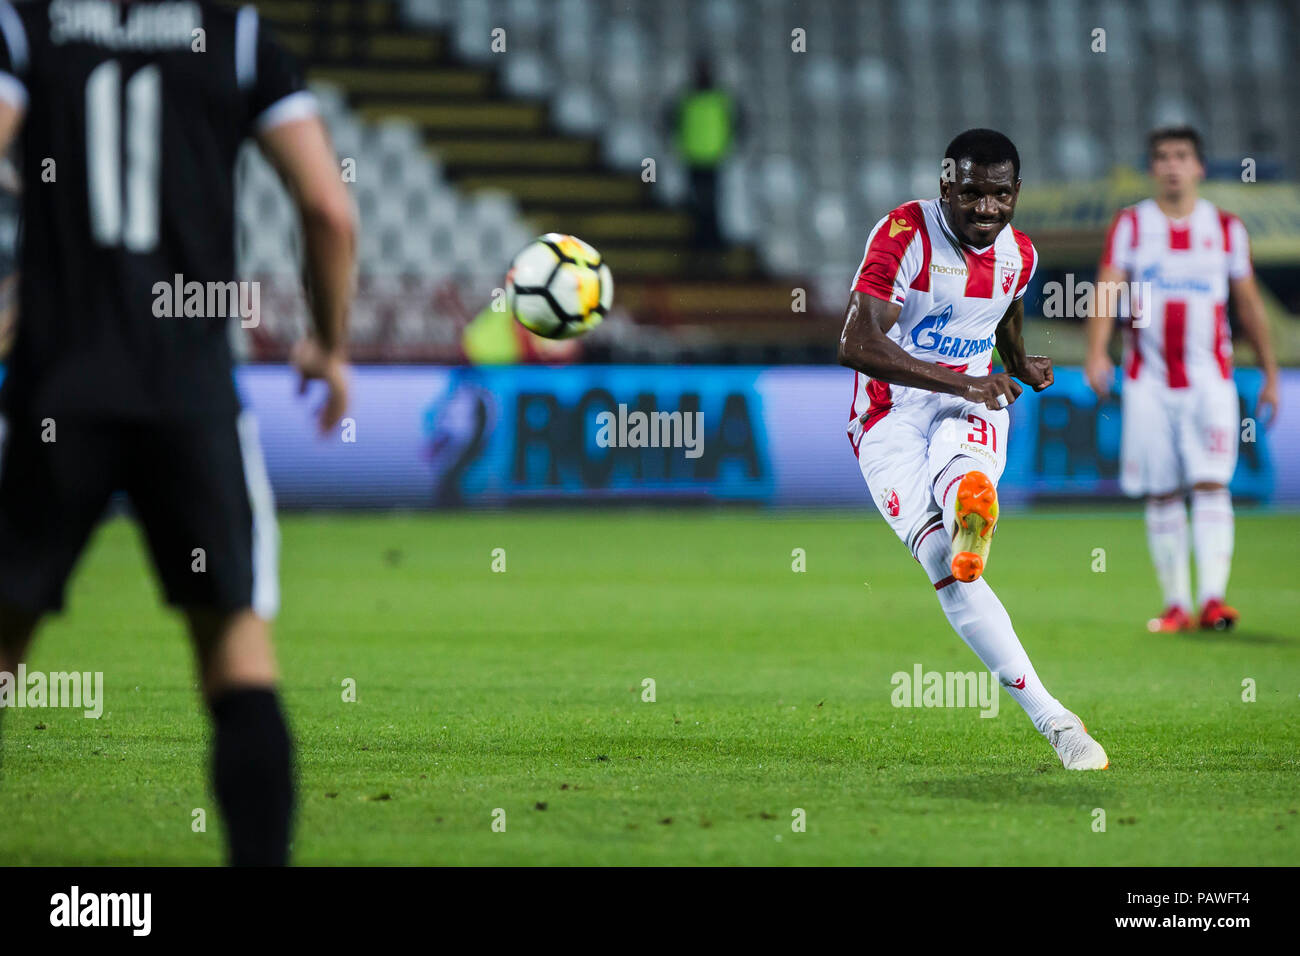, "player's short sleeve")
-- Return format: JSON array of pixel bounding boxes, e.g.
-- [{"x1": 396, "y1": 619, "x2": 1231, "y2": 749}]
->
[
  {"x1": 237, "y1": 6, "x2": 318, "y2": 135},
  {"x1": 1012, "y1": 233, "x2": 1037, "y2": 301},
  {"x1": 0, "y1": 1, "x2": 29, "y2": 110},
  {"x1": 1099, "y1": 208, "x2": 1136, "y2": 274},
  {"x1": 1223, "y1": 214, "x2": 1252, "y2": 281},
  {"x1": 852, "y1": 206, "x2": 927, "y2": 306}
]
